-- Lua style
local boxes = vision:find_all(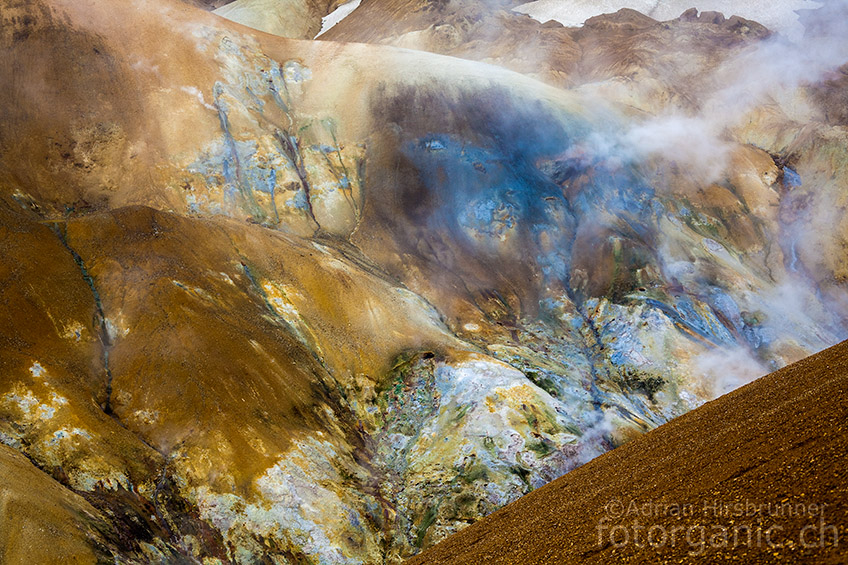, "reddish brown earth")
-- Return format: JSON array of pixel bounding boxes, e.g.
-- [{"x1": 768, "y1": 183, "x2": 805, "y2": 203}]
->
[{"x1": 408, "y1": 340, "x2": 848, "y2": 564}]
